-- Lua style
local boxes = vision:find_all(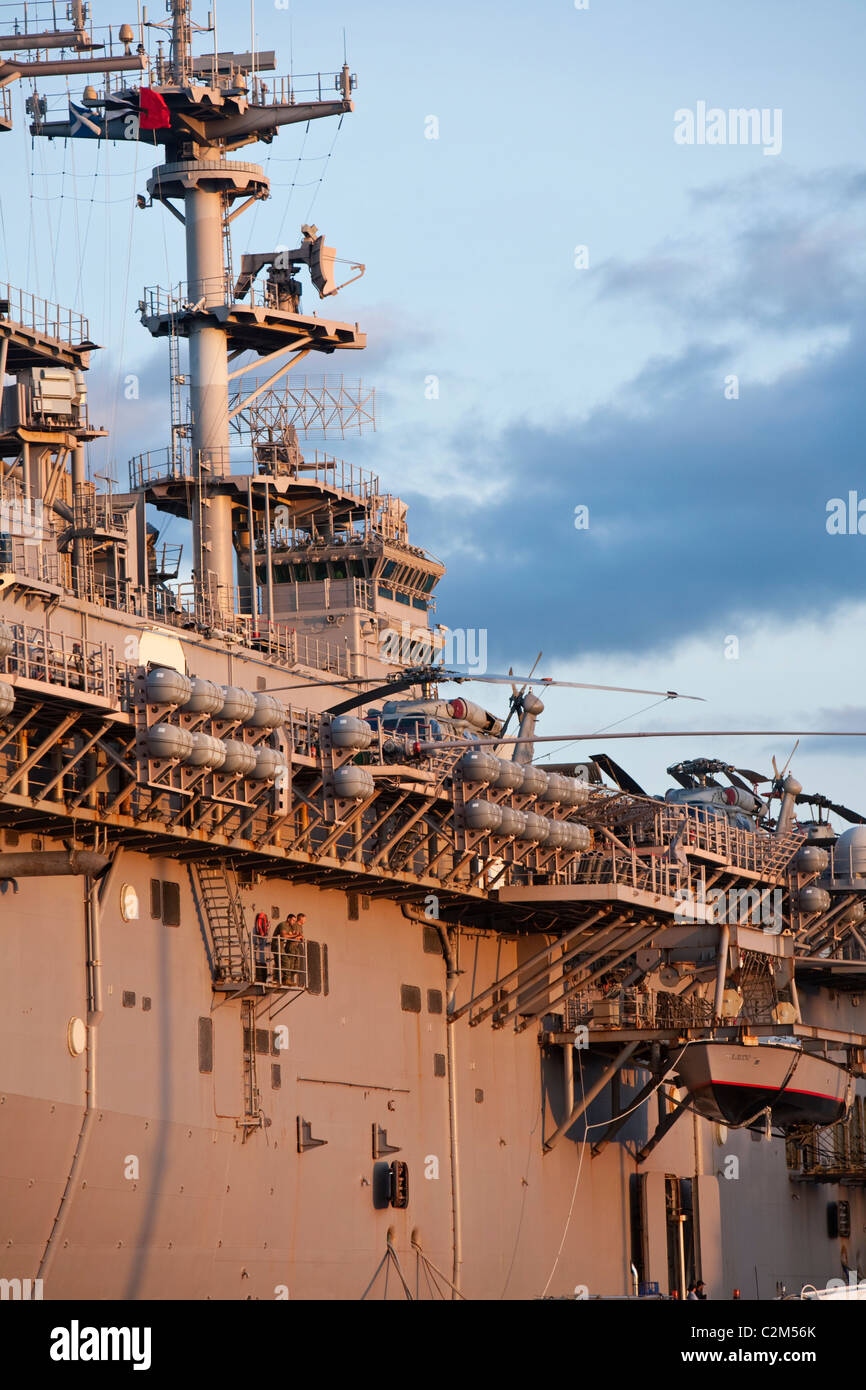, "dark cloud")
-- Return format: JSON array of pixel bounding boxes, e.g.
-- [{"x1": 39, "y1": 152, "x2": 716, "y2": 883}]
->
[
  {"x1": 406, "y1": 320, "x2": 866, "y2": 670},
  {"x1": 394, "y1": 166, "x2": 866, "y2": 670}
]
